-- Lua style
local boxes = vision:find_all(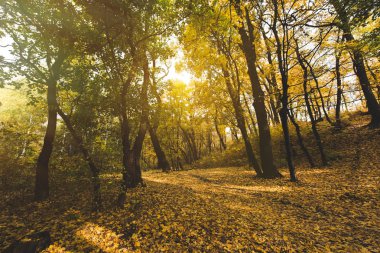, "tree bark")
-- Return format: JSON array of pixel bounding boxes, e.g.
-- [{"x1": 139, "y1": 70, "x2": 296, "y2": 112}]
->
[
  {"x1": 57, "y1": 106, "x2": 101, "y2": 211},
  {"x1": 149, "y1": 58, "x2": 171, "y2": 172},
  {"x1": 222, "y1": 67, "x2": 262, "y2": 175},
  {"x1": 233, "y1": 1, "x2": 281, "y2": 178},
  {"x1": 35, "y1": 78, "x2": 57, "y2": 201},
  {"x1": 242, "y1": 93, "x2": 258, "y2": 136},
  {"x1": 335, "y1": 48, "x2": 343, "y2": 129},
  {"x1": 180, "y1": 126, "x2": 199, "y2": 162},
  {"x1": 365, "y1": 59, "x2": 380, "y2": 102},
  {"x1": 304, "y1": 59, "x2": 333, "y2": 125},
  {"x1": 295, "y1": 40, "x2": 328, "y2": 166},
  {"x1": 214, "y1": 117, "x2": 227, "y2": 151},
  {"x1": 330, "y1": 0, "x2": 380, "y2": 127},
  {"x1": 260, "y1": 21, "x2": 280, "y2": 125},
  {"x1": 288, "y1": 108, "x2": 315, "y2": 167},
  {"x1": 118, "y1": 52, "x2": 149, "y2": 206},
  {"x1": 271, "y1": 0, "x2": 296, "y2": 181},
  {"x1": 34, "y1": 51, "x2": 66, "y2": 201},
  {"x1": 148, "y1": 122, "x2": 170, "y2": 172}
]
